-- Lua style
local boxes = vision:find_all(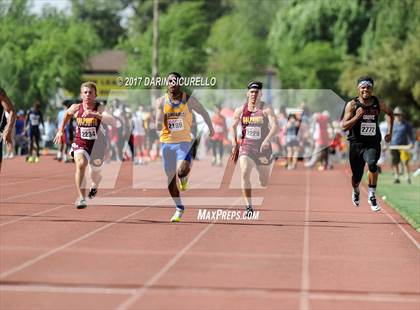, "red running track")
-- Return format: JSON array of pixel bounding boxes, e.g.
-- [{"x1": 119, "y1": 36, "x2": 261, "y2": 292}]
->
[{"x1": 0, "y1": 156, "x2": 419, "y2": 310}]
